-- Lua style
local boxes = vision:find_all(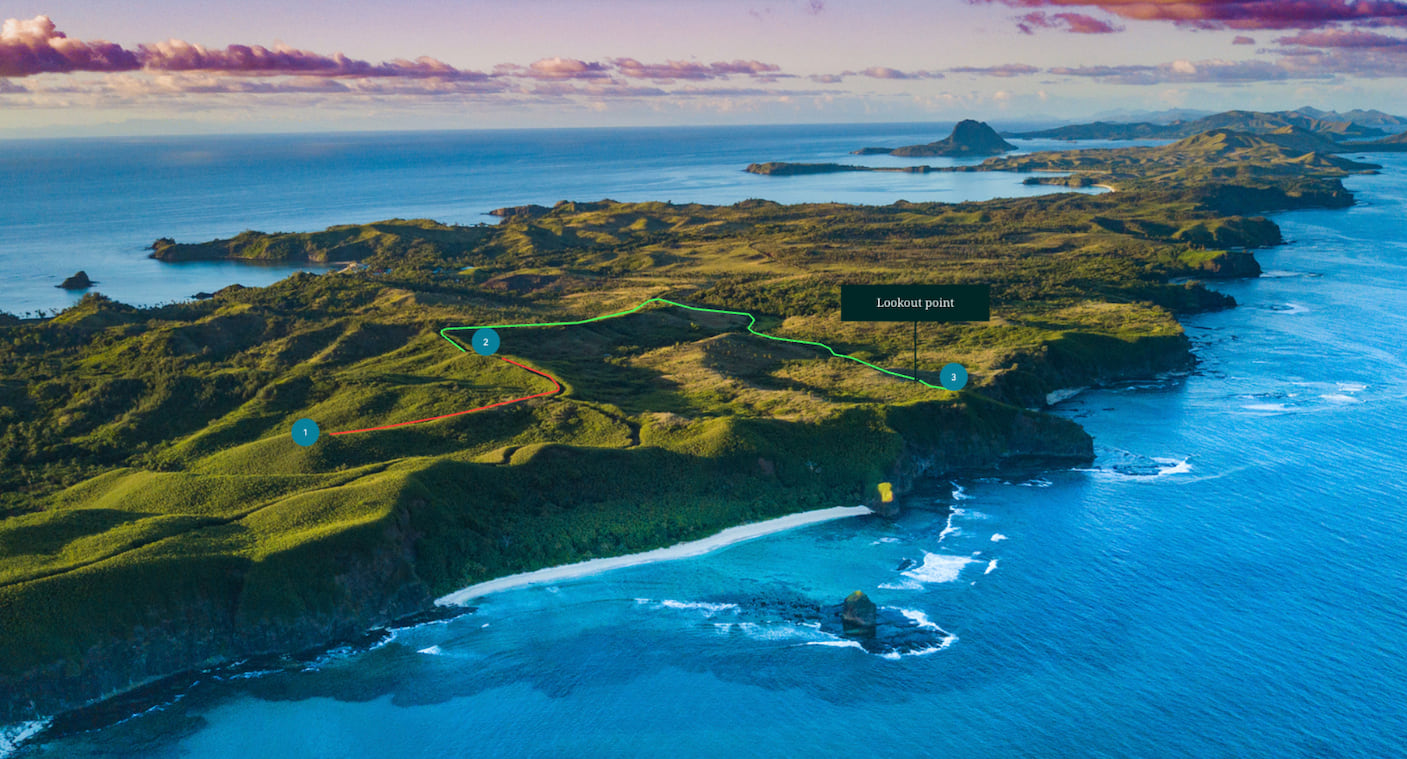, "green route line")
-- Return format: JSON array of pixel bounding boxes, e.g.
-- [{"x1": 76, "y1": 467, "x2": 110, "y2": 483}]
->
[{"x1": 439, "y1": 297, "x2": 949, "y2": 391}]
